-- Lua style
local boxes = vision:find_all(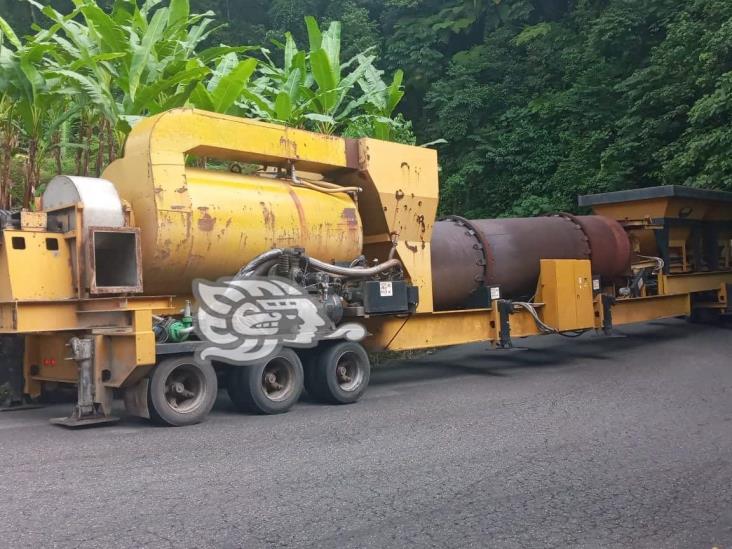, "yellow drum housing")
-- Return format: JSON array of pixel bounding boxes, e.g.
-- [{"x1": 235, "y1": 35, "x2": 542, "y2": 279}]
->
[{"x1": 102, "y1": 110, "x2": 363, "y2": 295}]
